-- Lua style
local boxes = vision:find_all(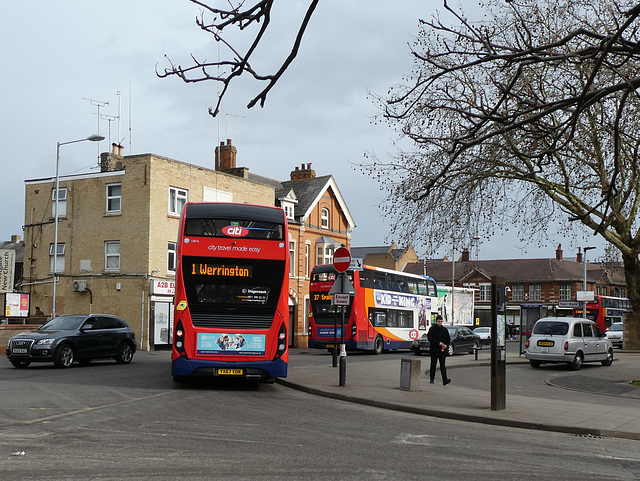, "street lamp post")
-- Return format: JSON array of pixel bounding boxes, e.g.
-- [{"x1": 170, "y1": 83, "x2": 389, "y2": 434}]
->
[
  {"x1": 582, "y1": 246, "x2": 596, "y2": 319},
  {"x1": 52, "y1": 134, "x2": 104, "y2": 318}
]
